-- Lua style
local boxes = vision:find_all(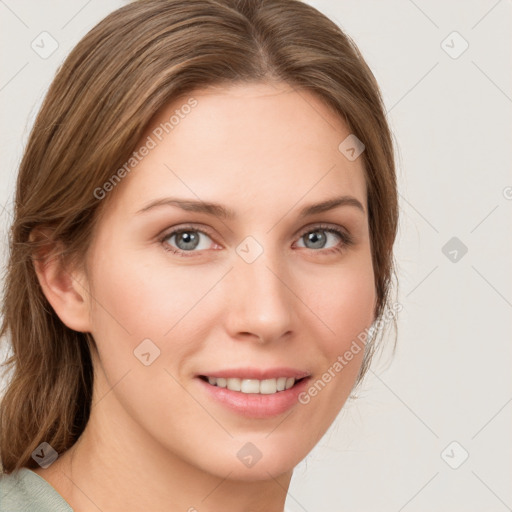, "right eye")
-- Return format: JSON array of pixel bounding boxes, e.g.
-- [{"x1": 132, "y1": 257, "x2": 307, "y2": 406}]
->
[{"x1": 160, "y1": 226, "x2": 218, "y2": 257}]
